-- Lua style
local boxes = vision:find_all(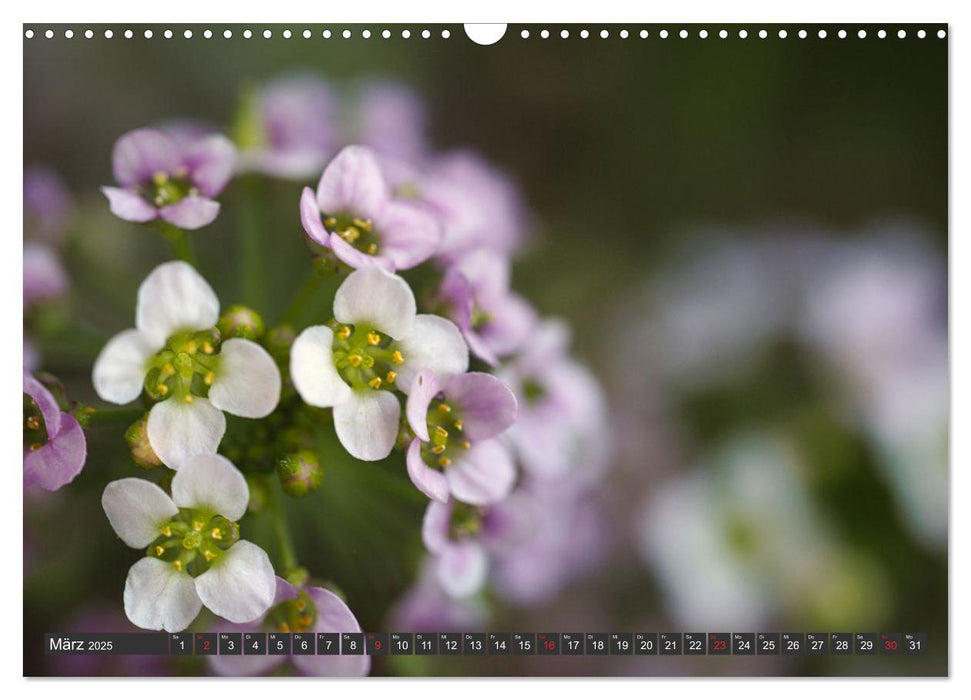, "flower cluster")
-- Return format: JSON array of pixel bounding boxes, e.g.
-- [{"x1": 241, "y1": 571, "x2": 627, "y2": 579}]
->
[{"x1": 30, "y1": 75, "x2": 610, "y2": 675}]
